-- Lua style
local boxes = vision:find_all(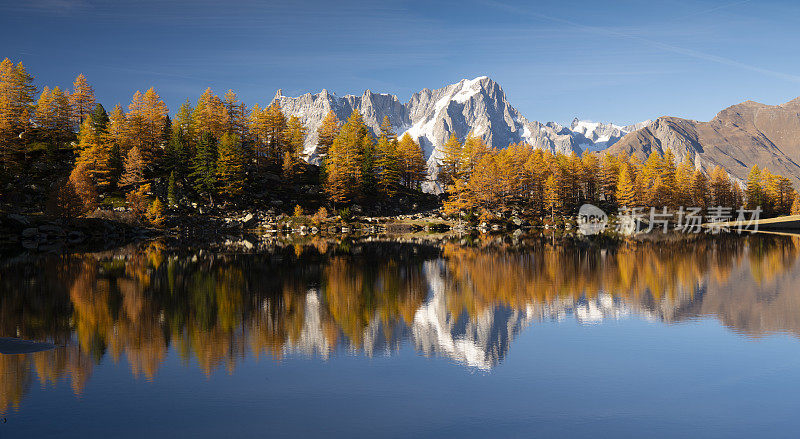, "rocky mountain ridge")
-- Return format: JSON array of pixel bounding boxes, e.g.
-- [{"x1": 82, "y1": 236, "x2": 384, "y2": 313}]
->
[{"x1": 607, "y1": 97, "x2": 800, "y2": 186}]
